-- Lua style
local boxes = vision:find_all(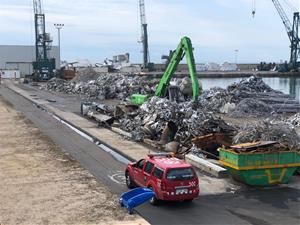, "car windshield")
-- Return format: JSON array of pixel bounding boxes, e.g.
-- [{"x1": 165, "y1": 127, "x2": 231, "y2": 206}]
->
[{"x1": 166, "y1": 168, "x2": 194, "y2": 181}]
